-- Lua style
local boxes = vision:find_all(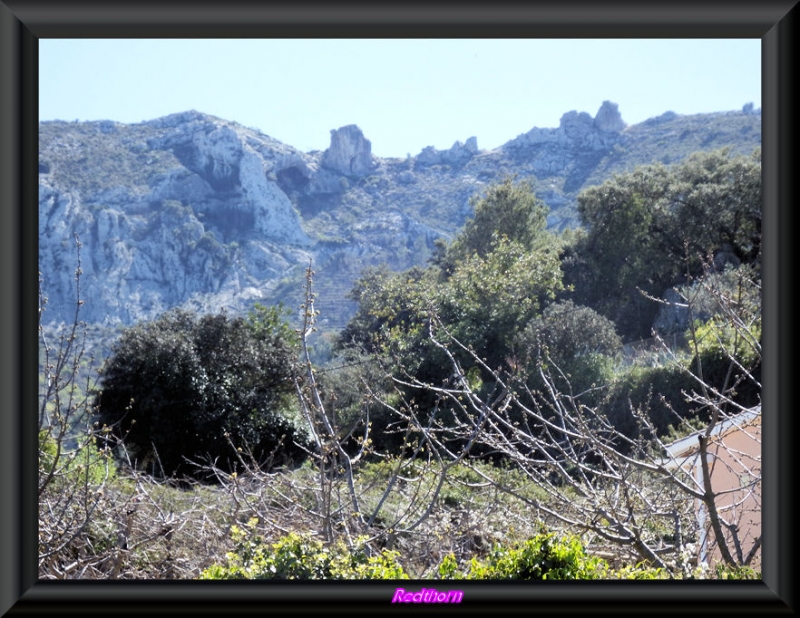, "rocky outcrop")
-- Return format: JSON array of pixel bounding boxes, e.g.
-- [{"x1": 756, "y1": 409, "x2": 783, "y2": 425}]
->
[
  {"x1": 39, "y1": 113, "x2": 315, "y2": 326},
  {"x1": 496, "y1": 102, "x2": 630, "y2": 195},
  {"x1": 415, "y1": 136, "x2": 479, "y2": 167},
  {"x1": 593, "y1": 100, "x2": 626, "y2": 133},
  {"x1": 38, "y1": 105, "x2": 761, "y2": 331},
  {"x1": 508, "y1": 106, "x2": 623, "y2": 155},
  {"x1": 321, "y1": 125, "x2": 375, "y2": 177},
  {"x1": 146, "y1": 113, "x2": 311, "y2": 245}
]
